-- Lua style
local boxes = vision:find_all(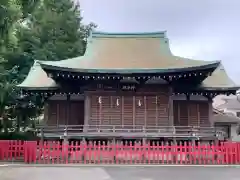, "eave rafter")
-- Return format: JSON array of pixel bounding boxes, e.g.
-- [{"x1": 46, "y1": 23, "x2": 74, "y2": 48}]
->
[
  {"x1": 40, "y1": 60, "x2": 219, "y2": 85},
  {"x1": 22, "y1": 89, "x2": 84, "y2": 97},
  {"x1": 44, "y1": 68, "x2": 215, "y2": 86},
  {"x1": 22, "y1": 90, "x2": 235, "y2": 100},
  {"x1": 172, "y1": 89, "x2": 237, "y2": 99}
]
